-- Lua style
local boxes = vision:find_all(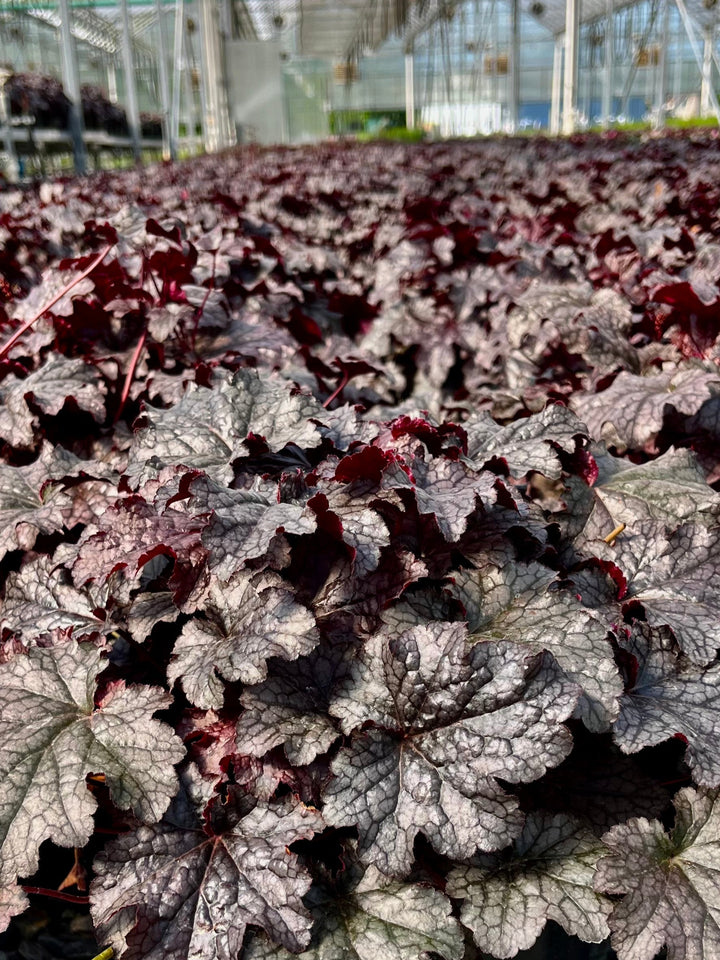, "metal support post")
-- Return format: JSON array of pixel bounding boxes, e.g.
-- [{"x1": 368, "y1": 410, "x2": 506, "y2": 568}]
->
[
  {"x1": 701, "y1": 25, "x2": 713, "y2": 117},
  {"x1": 405, "y1": 51, "x2": 415, "y2": 128},
  {"x1": 601, "y1": 0, "x2": 614, "y2": 126},
  {"x1": 171, "y1": 0, "x2": 183, "y2": 149},
  {"x1": 620, "y1": 0, "x2": 660, "y2": 117},
  {"x1": 673, "y1": 15, "x2": 683, "y2": 101},
  {"x1": 713, "y1": 39, "x2": 720, "y2": 80},
  {"x1": 674, "y1": 0, "x2": 720, "y2": 122},
  {"x1": 155, "y1": 0, "x2": 175, "y2": 159},
  {"x1": 654, "y1": 0, "x2": 670, "y2": 127},
  {"x1": 562, "y1": 0, "x2": 579, "y2": 133},
  {"x1": 107, "y1": 59, "x2": 118, "y2": 103},
  {"x1": 582, "y1": 41, "x2": 592, "y2": 122},
  {"x1": 119, "y1": 0, "x2": 142, "y2": 162},
  {"x1": 509, "y1": 0, "x2": 520, "y2": 131},
  {"x1": 550, "y1": 33, "x2": 563, "y2": 133},
  {"x1": 58, "y1": 0, "x2": 87, "y2": 175},
  {"x1": 491, "y1": 0, "x2": 499, "y2": 108},
  {"x1": 0, "y1": 71, "x2": 19, "y2": 183},
  {"x1": 182, "y1": 46, "x2": 198, "y2": 148},
  {"x1": 197, "y1": 0, "x2": 213, "y2": 150},
  {"x1": 198, "y1": 0, "x2": 232, "y2": 152}
]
